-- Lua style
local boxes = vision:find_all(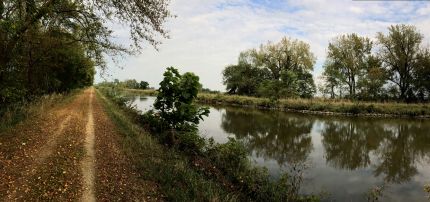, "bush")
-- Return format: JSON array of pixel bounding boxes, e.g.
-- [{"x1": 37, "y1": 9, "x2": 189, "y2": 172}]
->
[
  {"x1": 154, "y1": 67, "x2": 209, "y2": 131},
  {"x1": 206, "y1": 138, "x2": 249, "y2": 175},
  {"x1": 176, "y1": 131, "x2": 206, "y2": 155}
]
